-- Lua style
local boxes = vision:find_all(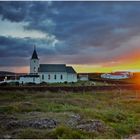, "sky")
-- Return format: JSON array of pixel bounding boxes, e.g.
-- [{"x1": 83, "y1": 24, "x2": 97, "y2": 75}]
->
[{"x1": 0, "y1": 1, "x2": 140, "y2": 73}]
